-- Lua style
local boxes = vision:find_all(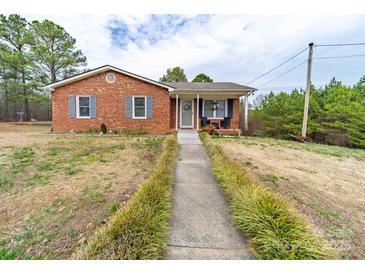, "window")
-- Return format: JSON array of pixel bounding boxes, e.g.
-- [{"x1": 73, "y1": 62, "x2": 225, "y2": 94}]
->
[
  {"x1": 204, "y1": 100, "x2": 214, "y2": 118},
  {"x1": 216, "y1": 100, "x2": 226, "y2": 118},
  {"x1": 77, "y1": 96, "x2": 91, "y2": 118},
  {"x1": 133, "y1": 96, "x2": 146, "y2": 118},
  {"x1": 106, "y1": 73, "x2": 116, "y2": 83},
  {"x1": 203, "y1": 99, "x2": 226, "y2": 118}
]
